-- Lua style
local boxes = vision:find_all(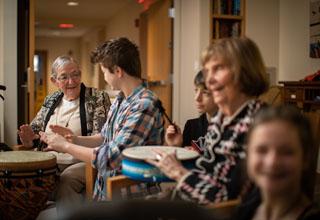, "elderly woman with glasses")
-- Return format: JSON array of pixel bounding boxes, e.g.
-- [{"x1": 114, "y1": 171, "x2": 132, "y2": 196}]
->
[{"x1": 17, "y1": 55, "x2": 111, "y2": 213}]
